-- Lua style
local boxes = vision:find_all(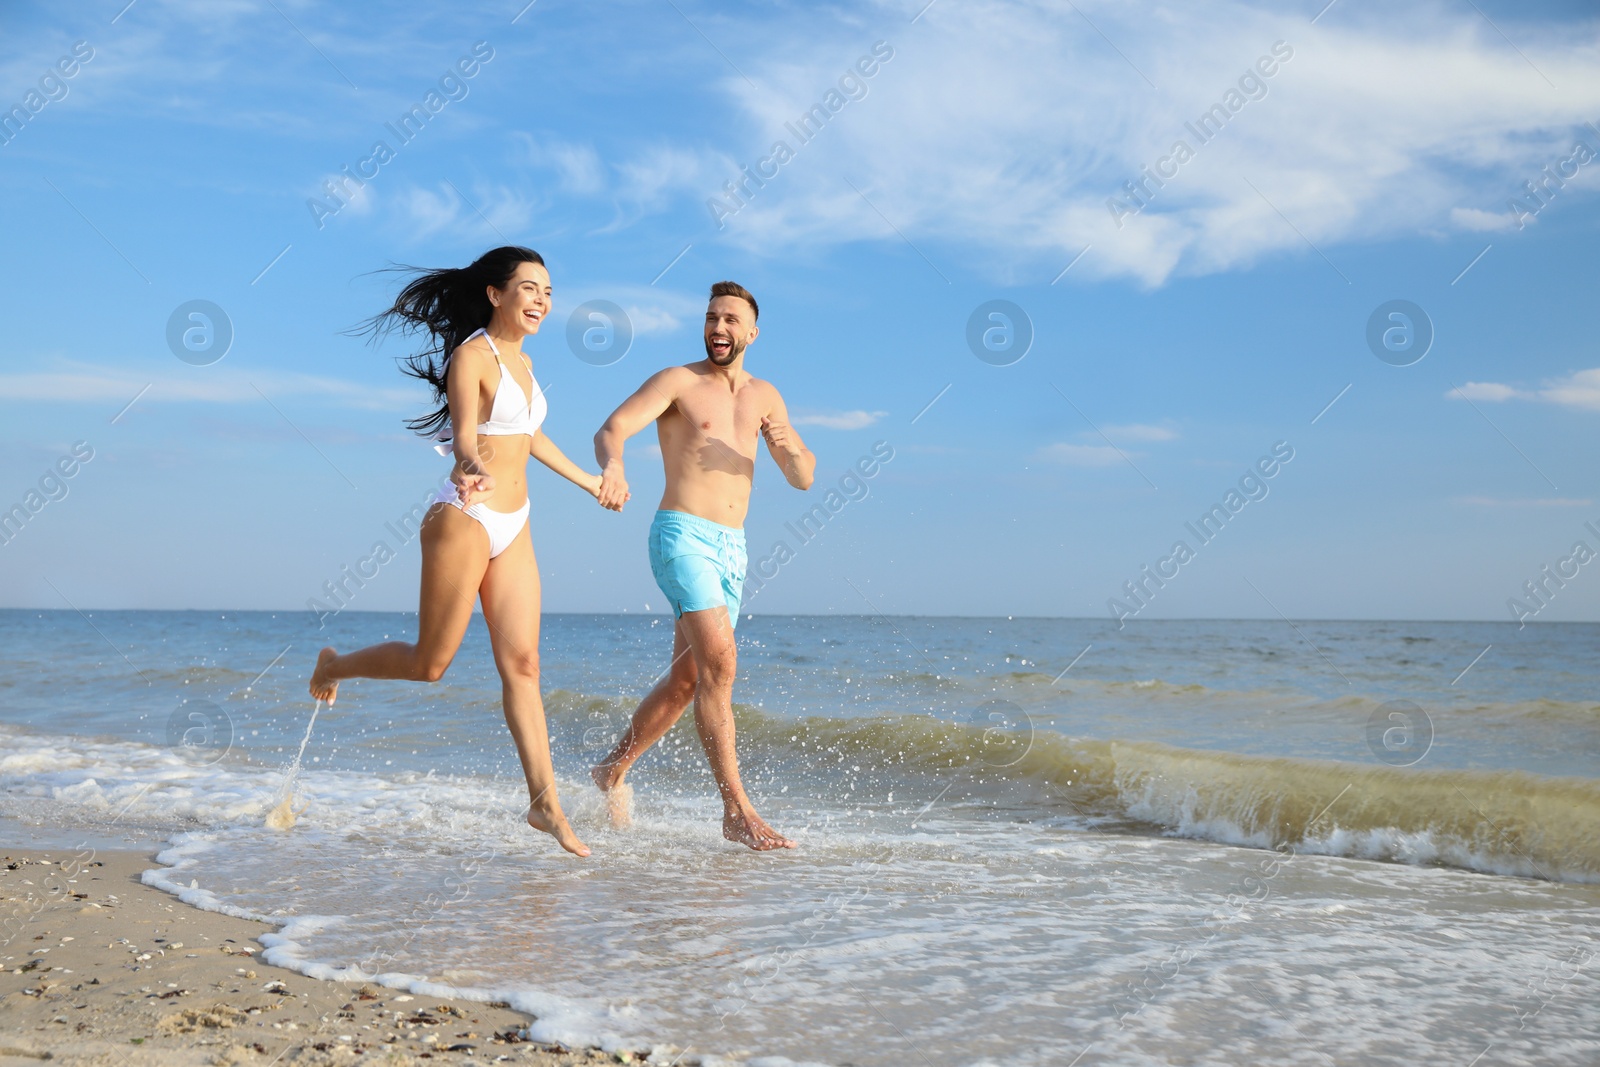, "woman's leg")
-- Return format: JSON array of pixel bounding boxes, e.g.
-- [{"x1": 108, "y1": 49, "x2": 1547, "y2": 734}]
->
[
  {"x1": 309, "y1": 504, "x2": 488, "y2": 704},
  {"x1": 477, "y1": 526, "x2": 589, "y2": 857}
]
